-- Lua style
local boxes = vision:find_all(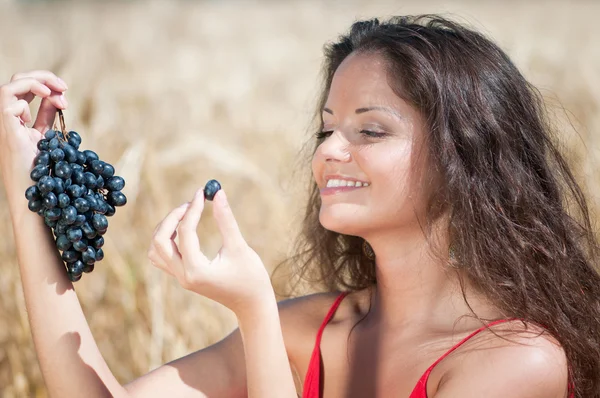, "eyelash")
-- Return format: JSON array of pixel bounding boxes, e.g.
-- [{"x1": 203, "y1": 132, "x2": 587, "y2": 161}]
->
[{"x1": 315, "y1": 130, "x2": 387, "y2": 139}]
